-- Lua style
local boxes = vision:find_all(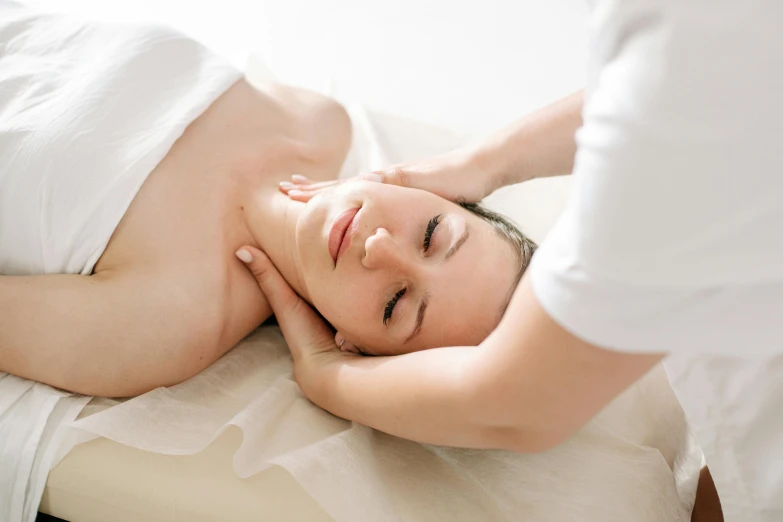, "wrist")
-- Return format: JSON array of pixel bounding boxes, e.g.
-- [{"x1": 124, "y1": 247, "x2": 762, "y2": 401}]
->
[
  {"x1": 470, "y1": 133, "x2": 530, "y2": 195},
  {"x1": 295, "y1": 351, "x2": 346, "y2": 409}
]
